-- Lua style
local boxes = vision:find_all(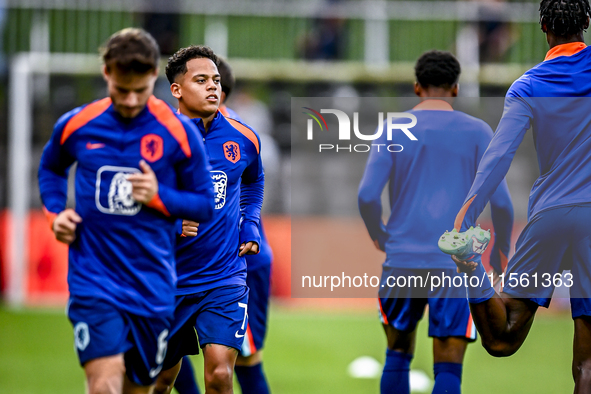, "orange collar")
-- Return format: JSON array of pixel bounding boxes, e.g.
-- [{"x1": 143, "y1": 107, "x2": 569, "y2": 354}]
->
[
  {"x1": 413, "y1": 99, "x2": 453, "y2": 111},
  {"x1": 544, "y1": 42, "x2": 587, "y2": 61}
]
